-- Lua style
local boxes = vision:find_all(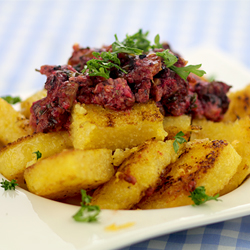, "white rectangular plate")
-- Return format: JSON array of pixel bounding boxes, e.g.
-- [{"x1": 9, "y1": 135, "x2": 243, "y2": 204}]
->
[{"x1": 1, "y1": 47, "x2": 250, "y2": 250}]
